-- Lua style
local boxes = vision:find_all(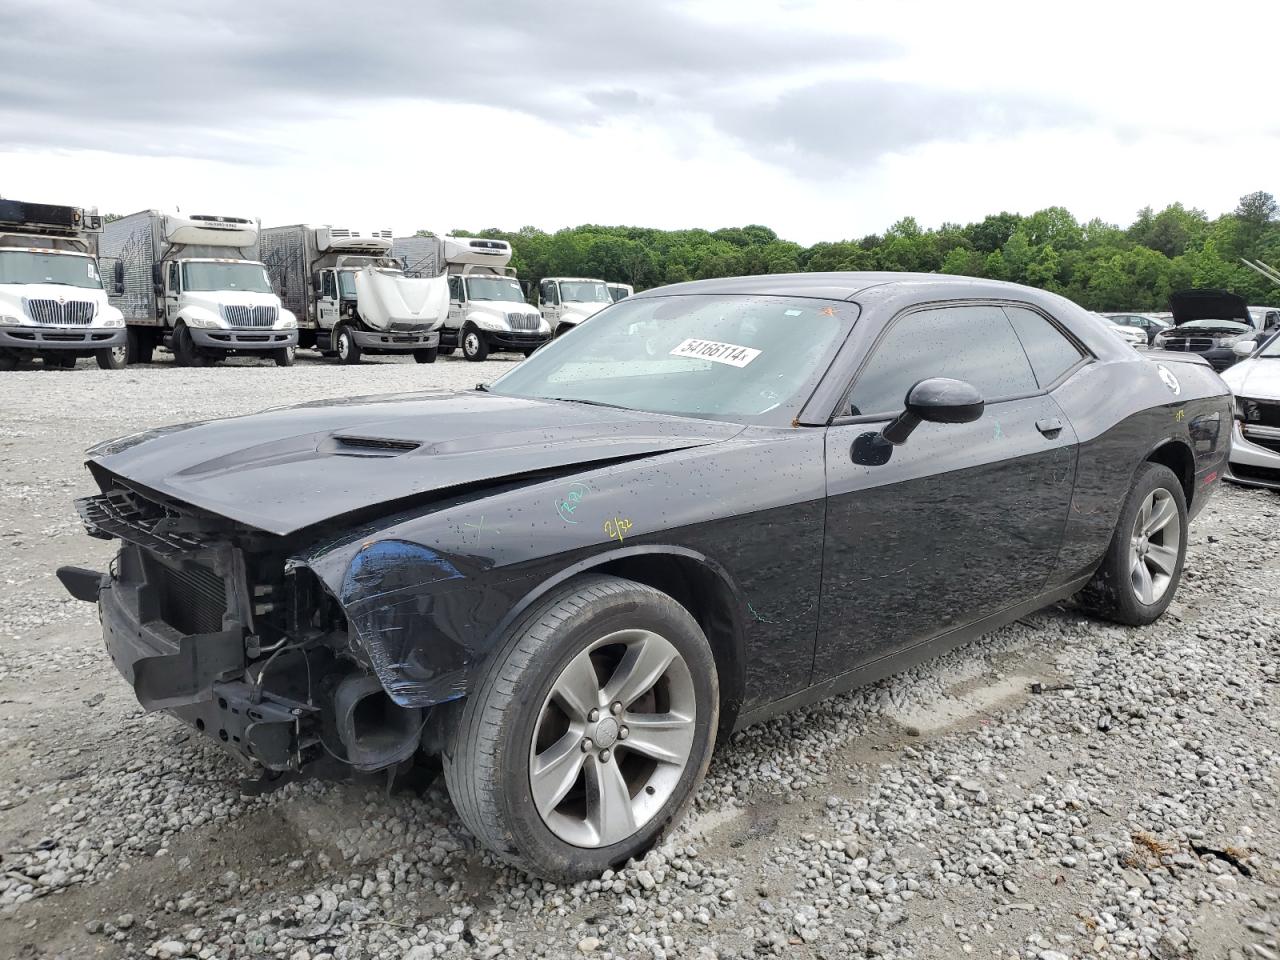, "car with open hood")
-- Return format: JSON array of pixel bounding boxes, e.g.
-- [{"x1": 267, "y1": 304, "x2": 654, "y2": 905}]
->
[
  {"x1": 1220, "y1": 328, "x2": 1280, "y2": 488},
  {"x1": 59, "y1": 272, "x2": 1230, "y2": 881},
  {"x1": 1152, "y1": 289, "x2": 1262, "y2": 370}
]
